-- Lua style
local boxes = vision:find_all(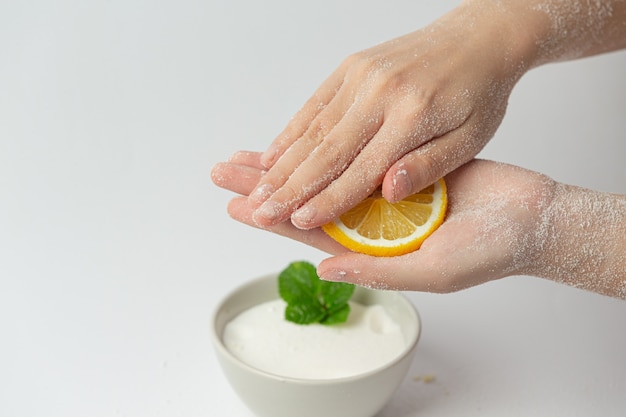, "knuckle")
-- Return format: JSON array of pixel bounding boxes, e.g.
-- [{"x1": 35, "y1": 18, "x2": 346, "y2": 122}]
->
[
  {"x1": 310, "y1": 139, "x2": 348, "y2": 177},
  {"x1": 341, "y1": 50, "x2": 368, "y2": 70},
  {"x1": 302, "y1": 122, "x2": 333, "y2": 150},
  {"x1": 277, "y1": 182, "x2": 301, "y2": 205},
  {"x1": 416, "y1": 151, "x2": 441, "y2": 179},
  {"x1": 345, "y1": 52, "x2": 404, "y2": 92},
  {"x1": 301, "y1": 116, "x2": 335, "y2": 147},
  {"x1": 396, "y1": 90, "x2": 436, "y2": 133}
]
